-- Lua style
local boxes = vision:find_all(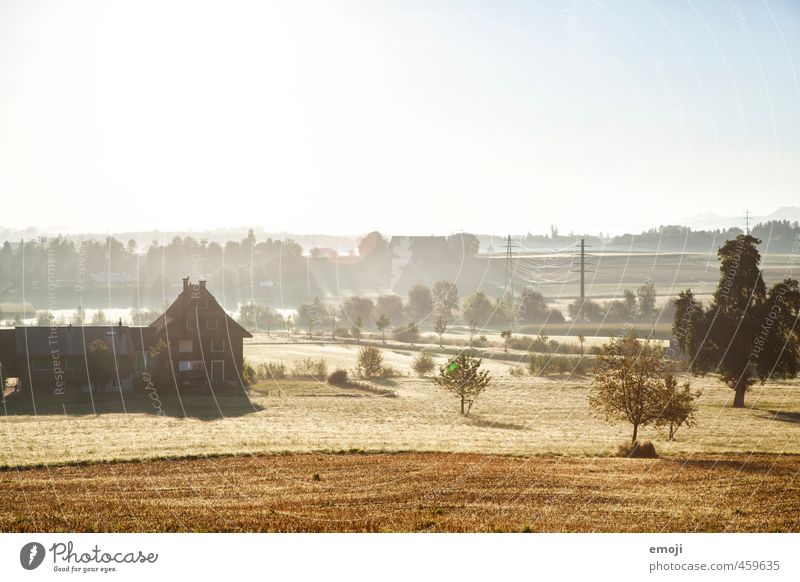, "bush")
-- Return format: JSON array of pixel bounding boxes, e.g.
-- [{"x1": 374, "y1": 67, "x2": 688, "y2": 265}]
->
[
  {"x1": 259, "y1": 361, "x2": 286, "y2": 379},
  {"x1": 393, "y1": 322, "x2": 420, "y2": 344},
  {"x1": 509, "y1": 366, "x2": 527, "y2": 377},
  {"x1": 380, "y1": 364, "x2": 402, "y2": 378},
  {"x1": 617, "y1": 440, "x2": 658, "y2": 459},
  {"x1": 242, "y1": 358, "x2": 257, "y2": 386},
  {"x1": 292, "y1": 357, "x2": 328, "y2": 378},
  {"x1": 356, "y1": 346, "x2": 384, "y2": 378},
  {"x1": 411, "y1": 352, "x2": 435, "y2": 377},
  {"x1": 327, "y1": 368, "x2": 349, "y2": 386}
]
